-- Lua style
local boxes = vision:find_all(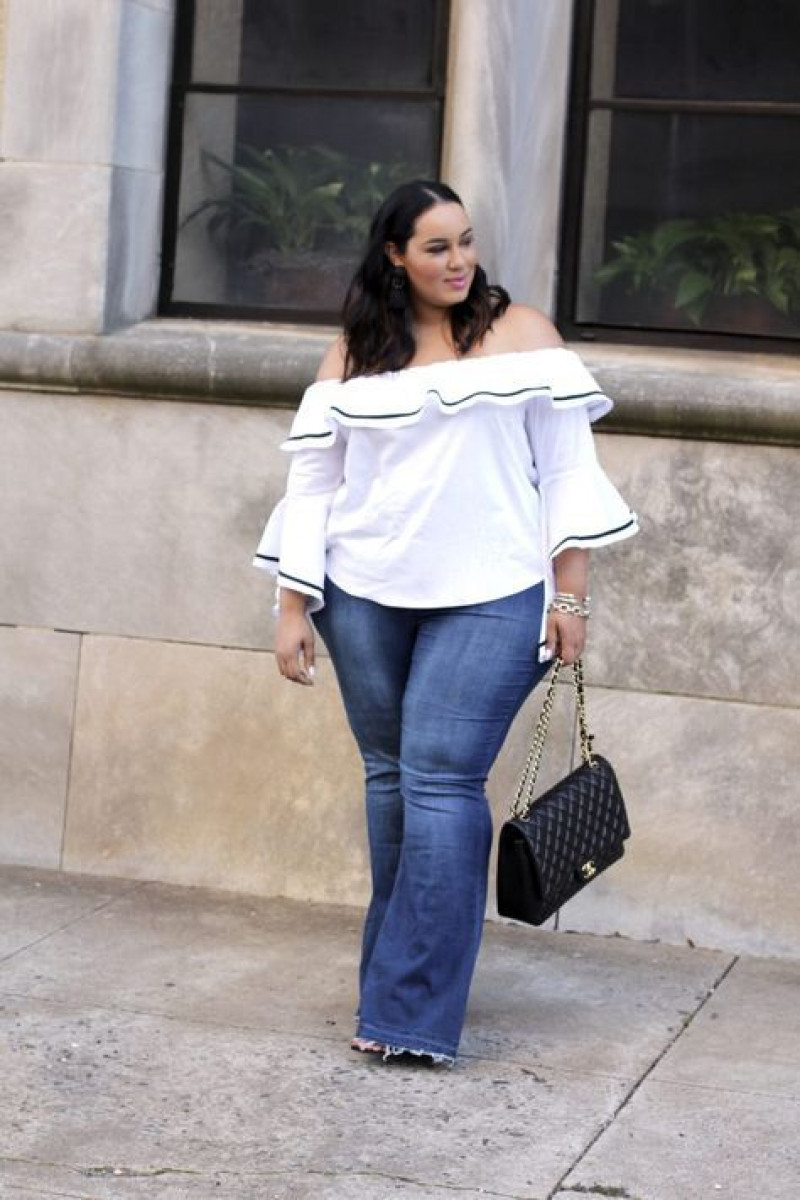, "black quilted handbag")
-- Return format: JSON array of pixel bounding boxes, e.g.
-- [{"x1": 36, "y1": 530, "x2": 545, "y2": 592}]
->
[{"x1": 497, "y1": 658, "x2": 630, "y2": 926}]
